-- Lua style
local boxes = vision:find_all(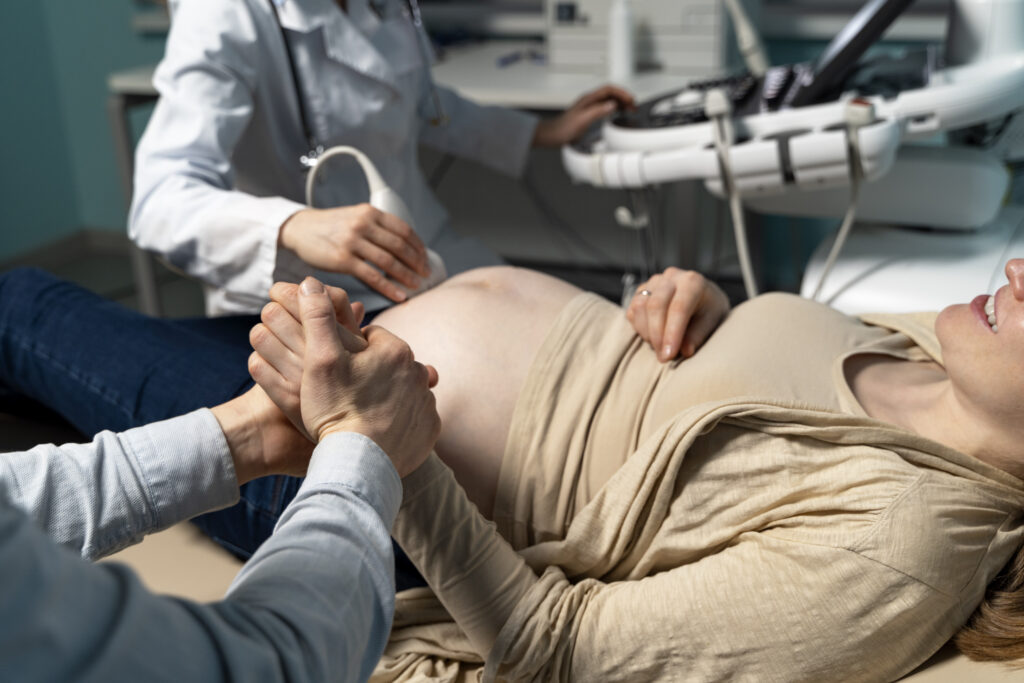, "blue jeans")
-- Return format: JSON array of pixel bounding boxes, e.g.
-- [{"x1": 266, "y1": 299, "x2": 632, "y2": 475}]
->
[{"x1": 0, "y1": 268, "x2": 425, "y2": 589}]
